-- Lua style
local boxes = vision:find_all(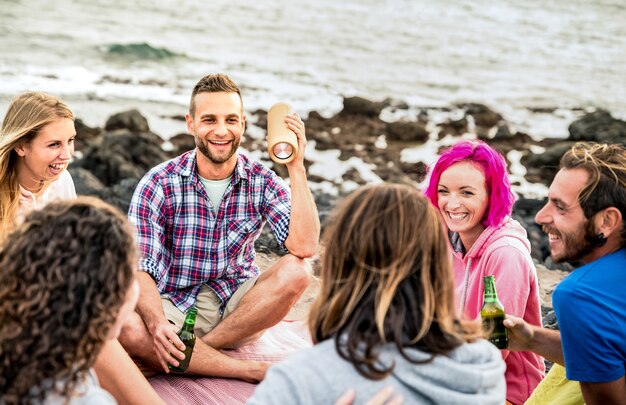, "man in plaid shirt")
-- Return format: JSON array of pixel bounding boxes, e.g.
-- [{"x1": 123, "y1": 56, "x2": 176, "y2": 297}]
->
[{"x1": 120, "y1": 74, "x2": 320, "y2": 381}]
